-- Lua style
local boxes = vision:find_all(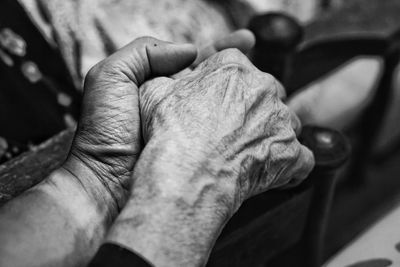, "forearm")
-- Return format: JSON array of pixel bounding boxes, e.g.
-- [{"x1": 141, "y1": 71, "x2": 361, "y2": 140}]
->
[
  {"x1": 0, "y1": 166, "x2": 116, "y2": 267},
  {"x1": 105, "y1": 135, "x2": 235, "y2": 267}
]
